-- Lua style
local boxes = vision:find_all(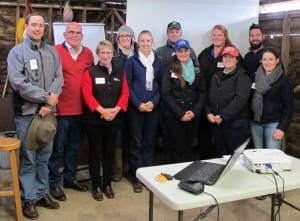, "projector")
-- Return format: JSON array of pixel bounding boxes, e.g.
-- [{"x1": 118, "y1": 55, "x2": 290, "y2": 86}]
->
[{"x1": 243, "y1": 149, "x2": 292, "y2": 173}]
